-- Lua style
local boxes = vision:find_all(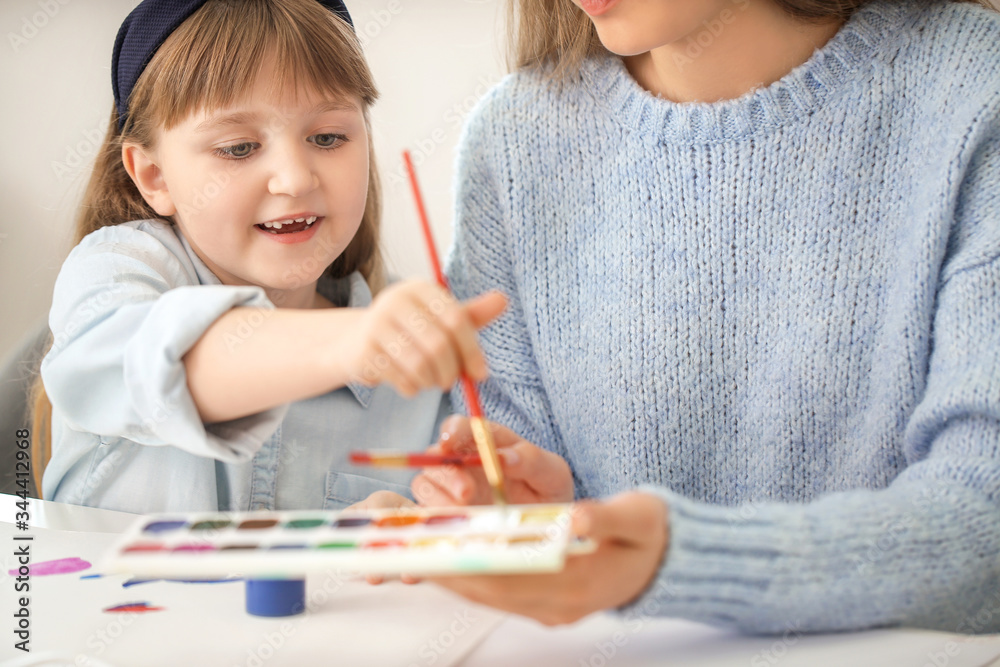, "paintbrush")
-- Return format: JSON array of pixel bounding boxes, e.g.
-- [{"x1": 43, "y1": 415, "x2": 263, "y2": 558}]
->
[
  {"x1": 402, "y1": 150, "x2": 508, "y2": 506},
  {"x1": 349, "y1": 450, "x2": 482, "y2": 467}
]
